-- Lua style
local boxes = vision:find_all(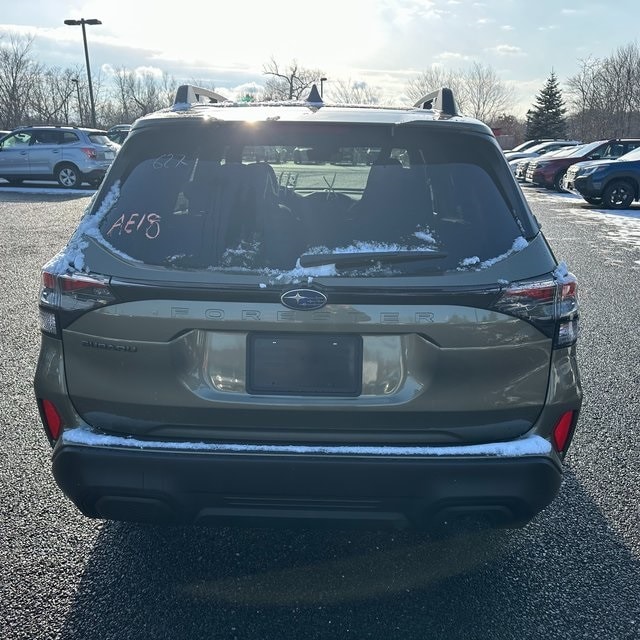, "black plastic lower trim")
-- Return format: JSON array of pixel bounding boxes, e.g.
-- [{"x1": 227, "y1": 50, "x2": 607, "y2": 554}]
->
[{"x1": 52, "y1": 441, "x2": 562, "y2": 531}]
